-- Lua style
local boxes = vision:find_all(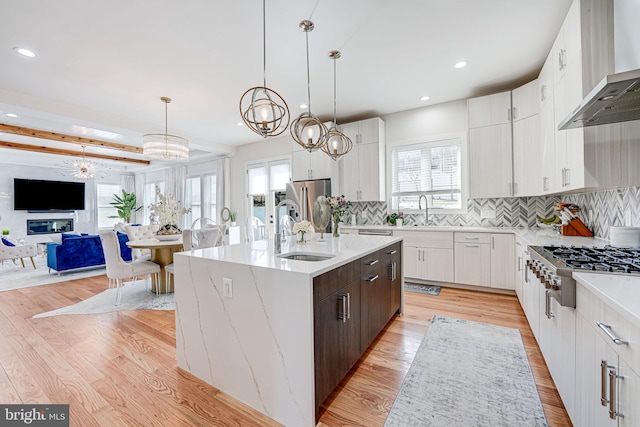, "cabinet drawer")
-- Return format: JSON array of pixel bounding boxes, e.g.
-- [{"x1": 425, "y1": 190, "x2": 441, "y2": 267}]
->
[
  {"x1": 394, "y1": 230, "x2": 453, "y2": 248},
  {"x1": 314, "y1": 260, "x2": 360, "y2": 302},
  {"x1": 576, "y1": 284, "x2": 639, "y2": 374},
  {"x1": 361, "y1": 251, "x2": 382, "y2": 277},
  {"x1": 454, "y1": 232, "x2": 491, "y2": 244}
]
